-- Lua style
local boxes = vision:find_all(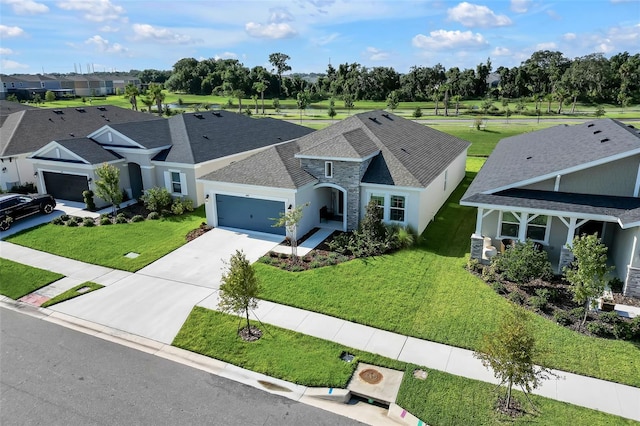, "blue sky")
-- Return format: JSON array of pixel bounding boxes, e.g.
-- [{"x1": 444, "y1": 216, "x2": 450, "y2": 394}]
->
[{"x1": 1, "y1": 0, "x2": 638, "y2": 75}]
